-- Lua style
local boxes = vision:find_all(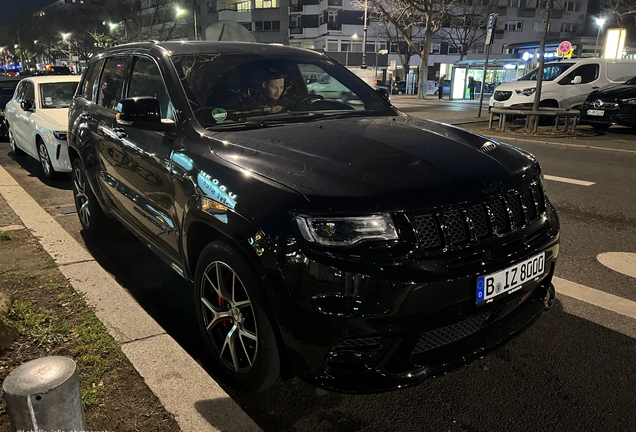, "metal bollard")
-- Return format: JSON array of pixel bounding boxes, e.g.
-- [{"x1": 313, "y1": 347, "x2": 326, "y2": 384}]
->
[{"x1": 3, "y1": 356, "x2": 87, "y2": 432}]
